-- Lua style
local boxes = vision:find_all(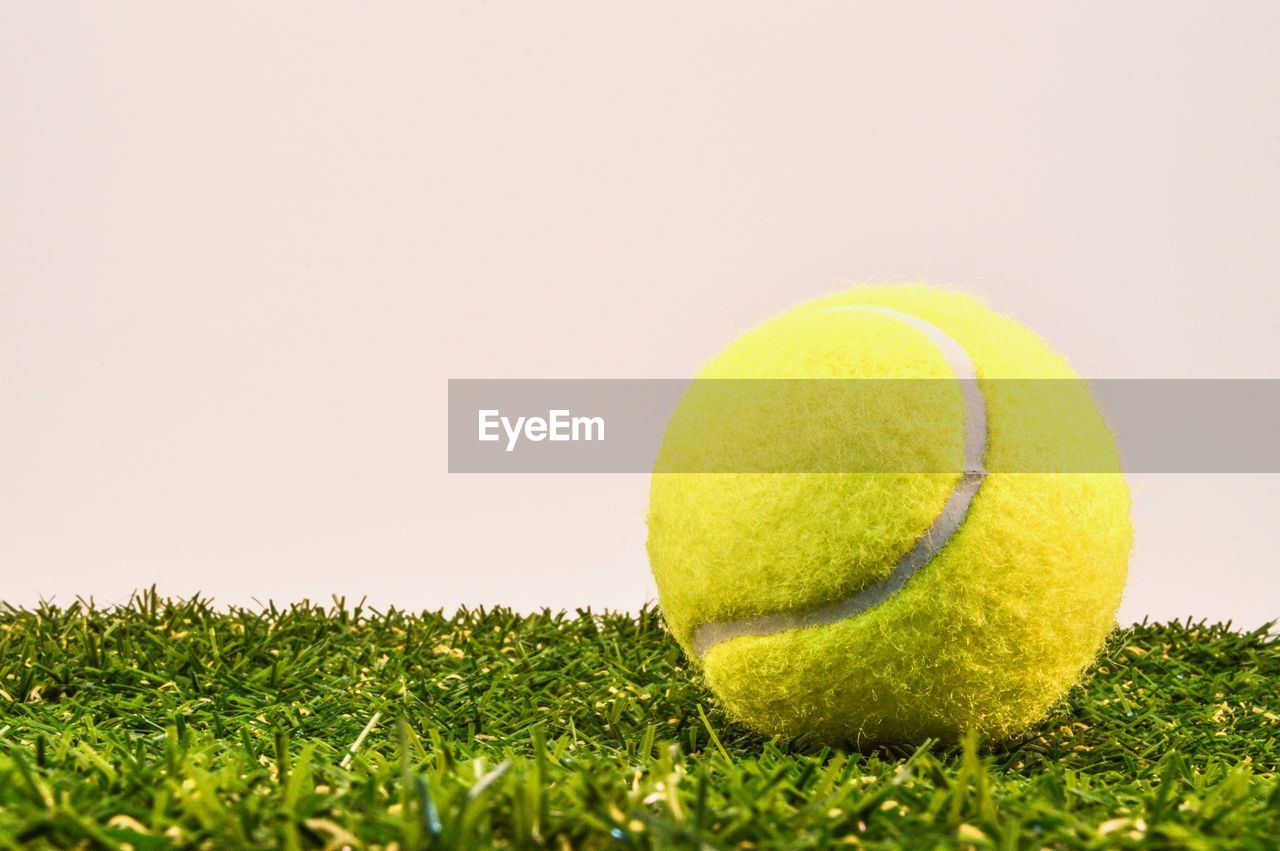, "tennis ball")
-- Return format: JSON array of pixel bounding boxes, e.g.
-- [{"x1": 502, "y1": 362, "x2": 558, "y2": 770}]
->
[{"x1": 646, "y1": 285, "x2": 1132, "y2": 745}]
